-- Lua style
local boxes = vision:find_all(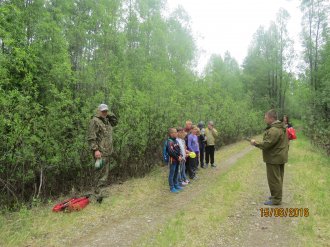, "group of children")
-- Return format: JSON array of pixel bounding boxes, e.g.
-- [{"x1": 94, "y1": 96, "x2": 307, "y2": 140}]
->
[{"x1": 165, "y1": 120, "x2": 218, "y2": 193}]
